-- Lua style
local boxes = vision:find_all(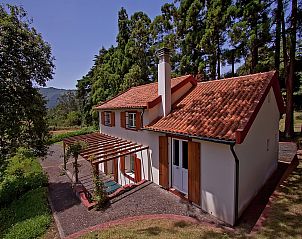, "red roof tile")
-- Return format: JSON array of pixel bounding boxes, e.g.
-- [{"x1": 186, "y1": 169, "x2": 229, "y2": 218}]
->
[
  {"x1": 95, "y1": 75, "x2": 195, "y2": 110},
  {"x1": 145, "y1": 71, "x2": 284, "y2": 143}
]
